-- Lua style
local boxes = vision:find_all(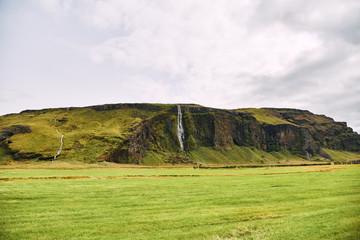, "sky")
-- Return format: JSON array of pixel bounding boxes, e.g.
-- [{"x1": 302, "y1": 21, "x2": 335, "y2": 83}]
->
[{"x1": 1, "y1": 0, "x2": 360, "y2": 132}]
